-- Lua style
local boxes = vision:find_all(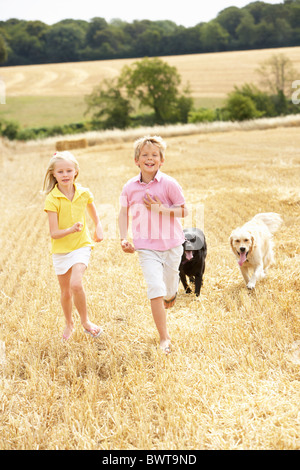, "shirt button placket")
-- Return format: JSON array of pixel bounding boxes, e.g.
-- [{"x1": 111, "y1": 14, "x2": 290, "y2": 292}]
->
[{"x1": 70, "y1": 201, "x2": 74, "y2": 223}]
